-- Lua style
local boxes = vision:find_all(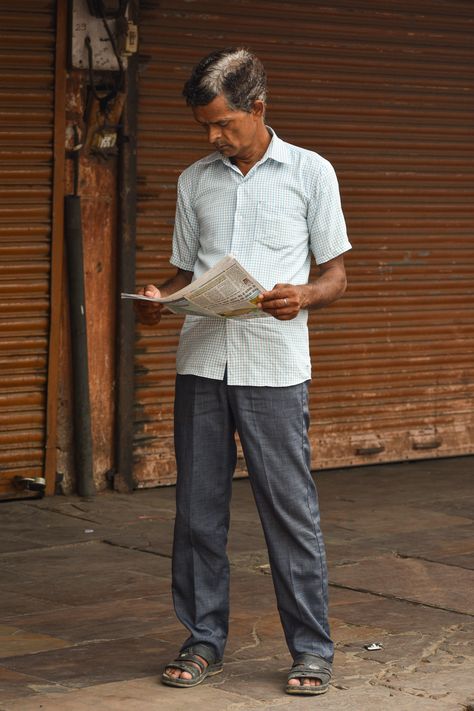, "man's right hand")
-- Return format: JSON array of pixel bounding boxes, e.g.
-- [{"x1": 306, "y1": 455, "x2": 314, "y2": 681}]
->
[{"x1": 134, "y1": 284, "x2": 163, "y2": 325}]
